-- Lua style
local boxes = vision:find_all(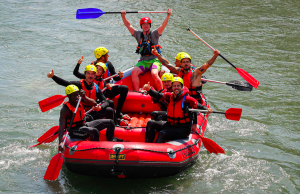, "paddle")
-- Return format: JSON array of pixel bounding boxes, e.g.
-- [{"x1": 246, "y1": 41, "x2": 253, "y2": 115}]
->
[
  {"x1": 201, "y1": 78, "x2": 253, "y2": 92},
  {"x1": 199, "y1": 135, "x2": 225, "y2": 154},
  {"x1": 44, "y1": 97, "x2": 82, "y2": 181},
  {"x1": 76, "y1": 8, "x2": 167, "y2": 19},
  {"x1": 39, "y1": 95, "x2": 67, "y2": 113},
  {"x1": 187, "y1": 27, "x2": 259, "y2": 89},
  {"x1": 39, "y1": 88, "x2": 106, "y2": 112},
  {"x1": 189, "y1": 108, "x2": 242, "y2": 121},
  {"x1": 34, "y1": 107, "x2": 95, "y2": 146}
]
